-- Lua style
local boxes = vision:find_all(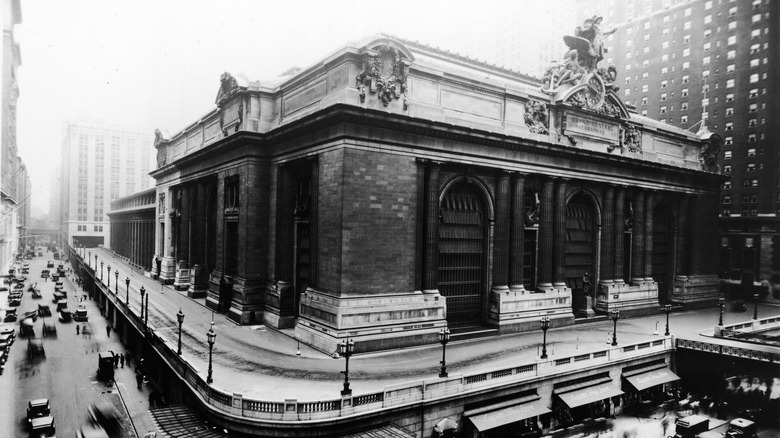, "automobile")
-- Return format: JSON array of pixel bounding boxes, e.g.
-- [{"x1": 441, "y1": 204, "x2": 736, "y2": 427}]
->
[
  {"x1": 37, "y1": 252, "x2": 42, "y2": 257},
  {"x1": 51, "y1": 273, "x2": 59, "y2": 282},
  {"x1": 58, "y1": 309, "x2": 72, "y2": 322},
  {"x1": 77, "y1": 423, "x2": 109, "y2": 438},
  {"x1": 46, "y1": 261, "x2": 54, "y2": 268},
  {"x1": 74, "y1": 306, "x2": 88, "y2": 322},
  {"x1": 88, "y1": 401, "x2": 121, "y2": 434},
  {"x1": 13, "y1": 281, "x2": 25, "y2": 289},
  {"x1": 37, "y1": 305, "x2": 52, "y2": 317},
  {"x1": 27, "y1": 338, "x2": 45, "y2": 359},
  {"x1": 40, "y1": 269, "x2": 49, "y2": 278},
  {"x1": 3, "y1": 308, "x2": 18, "y2": 322},
  {"x1": 725, "y1": 418, "x2": 757, "y2": 438},
  {"x1": 674, "y1": 414, "x2": 709, "y2": 438},
  {"x1": 9, "y1": 289, "x2": 23, "y2": 299},
  {"x1": 0, "y1": 333, "x2": 13, "y2": 351},
  {"x1": 0, "y1": 286, "x2": 7, "y2": 292},
  {"x1": 0, "y1": 325, "x2": 15, "y2": 344},
  {"x1": 27, "y1": 398, "x2": 50, "y2": 422},
  {"x1": 54, "y1": 281, "x2": 64, "y2": 291},
  {"x1": 56, "y1": 299, "x2": 68, "y2": 311},
  {"x1": 22, "y1": 310, "x2": 38, "y2": 322},
  {"x1": 27, "y1": 283, "x2": 38, "y2": 292},
  {"x1": 21, "y1": 267, "x2": 29, "y2": 274},
  {"x1": 20, "y1": 318, "x2": 35, "y2": 337},
  {"x1": 41, "y1": 319, "x2": 56, "y2": 337},
  {"x1": 736, "y1": 408, "x2": 764, "y2": 422},
  {"x1": 7, "y1": 296, "x2": 21, "y2": 307},
  {"x1": 31, "y1": 289, "x2": 42, "y2": 299},
  {"x1": 97, "y1": 352, "x2": 114, "y2": 380},
  {"x1": 0, "y1": 348, "x2": 7, "y2": 369},
  {"x1": 29, "y1": 415, "x2": 55, "y2": 437},
  {"x1": 52, "y1": 292, "x2": 65, "y2": 303}
]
